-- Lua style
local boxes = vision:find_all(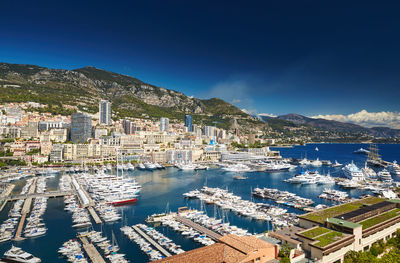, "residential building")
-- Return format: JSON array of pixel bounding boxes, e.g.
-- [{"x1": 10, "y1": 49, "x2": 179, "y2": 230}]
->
[
  {"x1": 167, "y1": 150, "x2": 192, "y2": 163},
  {"x1": 160, "y1": 117, "x2": 169, "y2": 132},
  {"x1": 94, "y1": 128, "x2": 108, "y2": 139},
  {"x1": 71, "y1": 113, "x2": 92, "y2": 143},
  {"x1": 20, "y1": 121, "x2": 39, "y2": 139},
  {"x1": 184, "y1": 114, "x2": 193, "y2": 132},
  {"x1": 50, "y1": 144, "x2": 64, "y2": 162},
  {"x1": 99, "y1": 100, "x2": 111, "y2": 125}
]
